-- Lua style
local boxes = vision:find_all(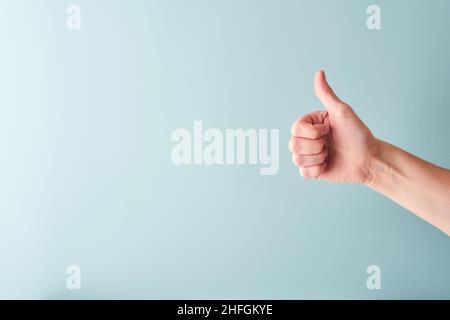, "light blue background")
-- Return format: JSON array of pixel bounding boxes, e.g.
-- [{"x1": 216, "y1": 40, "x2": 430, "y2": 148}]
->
[{"x1": 0, "y1": 0, "x2": 449, "y2": 299}]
